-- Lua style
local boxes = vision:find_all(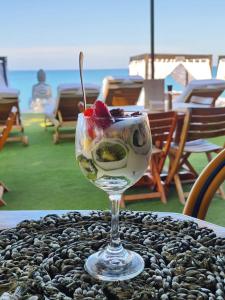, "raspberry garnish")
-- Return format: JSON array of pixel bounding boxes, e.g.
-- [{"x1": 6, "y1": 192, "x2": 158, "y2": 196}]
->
[
  {"x1": 93, "y1": 100, "x2": 113, "y2": 129},
  {"x1": 83, "y1": 101, "x2": 113, "y2": 133},
  {"x1": 93, "y1": 100, "x2": 112, "y2": 118}
]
